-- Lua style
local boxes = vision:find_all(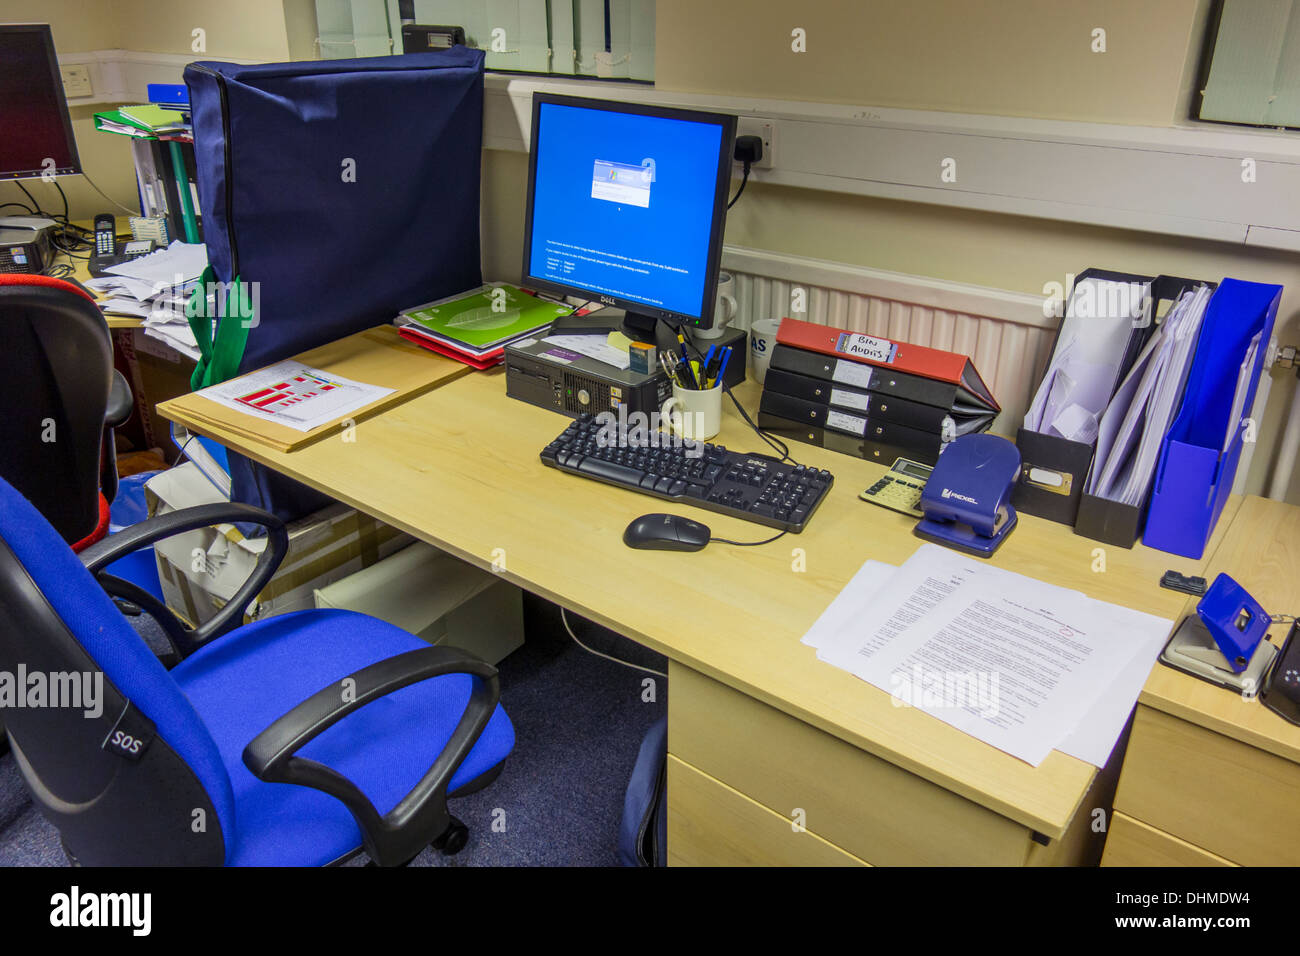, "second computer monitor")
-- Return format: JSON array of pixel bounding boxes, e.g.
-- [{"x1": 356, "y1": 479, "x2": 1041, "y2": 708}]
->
[{"x1": 521, "y1": 93, "x2": 736, "y2": 337}]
